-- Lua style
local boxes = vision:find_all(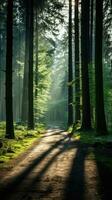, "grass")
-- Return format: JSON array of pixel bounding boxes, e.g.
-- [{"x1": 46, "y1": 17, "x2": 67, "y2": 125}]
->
[
  {"x1": 72, "y1": 130, "x2": 112, "y2": 171},
  {"x1": 0, "y1": 122, "x2": 45, "y2": 168},
  {"x1": 73, "y1": 131, "x2": 112, "y2": 144}
]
